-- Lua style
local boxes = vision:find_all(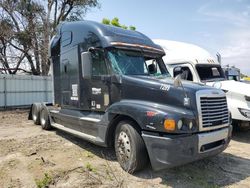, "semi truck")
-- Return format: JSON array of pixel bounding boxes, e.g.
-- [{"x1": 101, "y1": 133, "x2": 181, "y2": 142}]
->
[
  {"x1": 154, "y1": 39, "x2": 250, "y2": 128},
  {"x1": 223, "y1": 65, "x2": 241, "y2": 81},
  {"x1": 29, "y1": 21, "x2": 232, "y2": 173}
]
